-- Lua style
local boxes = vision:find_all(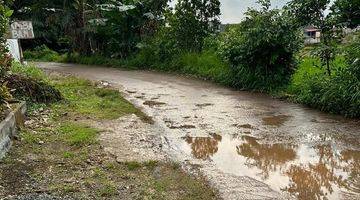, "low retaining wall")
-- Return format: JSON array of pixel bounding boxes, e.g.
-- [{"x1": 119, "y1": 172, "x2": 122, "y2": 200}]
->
[{"x1": 0, "y1": 102, "x2": 26, "y2": 159}]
